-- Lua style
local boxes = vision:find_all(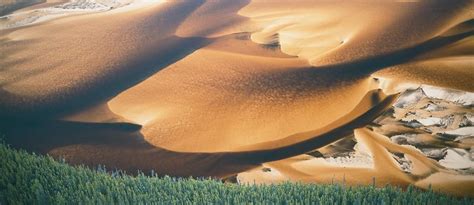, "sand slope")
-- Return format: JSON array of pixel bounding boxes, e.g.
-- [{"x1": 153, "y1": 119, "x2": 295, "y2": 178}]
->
[{"x1": 238, "y1": 128, "x2": 474, "y2": 196}]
